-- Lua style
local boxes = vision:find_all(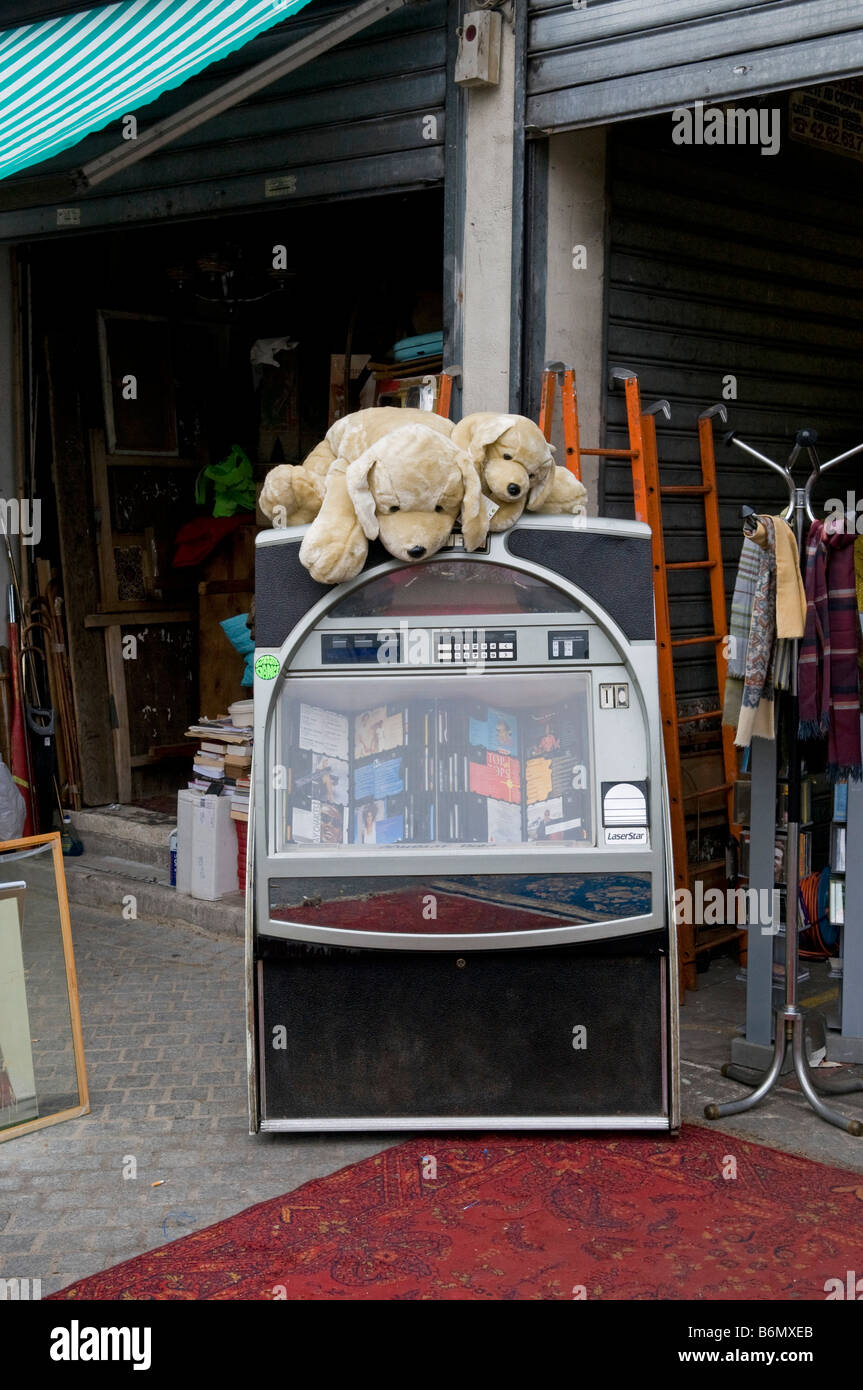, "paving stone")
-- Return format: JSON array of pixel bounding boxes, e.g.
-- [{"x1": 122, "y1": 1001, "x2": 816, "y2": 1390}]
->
[{"x1": 0, "y1": 1233, "x2": 40, "y2": 1254}]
